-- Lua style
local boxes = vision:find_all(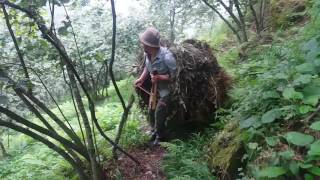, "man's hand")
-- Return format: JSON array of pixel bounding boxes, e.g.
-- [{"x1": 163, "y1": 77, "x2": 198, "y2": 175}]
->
[
  {"x1": 134, "y1": 78, "x2": 143, "y2": 87},
  {"x1": 151, "y1": 74, "x2": 159, "y2": 83},
  {"x1": 151, "y1": 74, "x2": 170, "y2": 83}
]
